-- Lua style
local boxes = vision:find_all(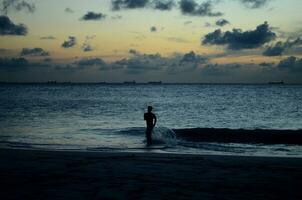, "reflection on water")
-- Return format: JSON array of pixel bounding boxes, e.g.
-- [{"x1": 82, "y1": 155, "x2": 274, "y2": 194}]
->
[{"x1": 0, "y1": 84, "x2": 302, "y2": 157}]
